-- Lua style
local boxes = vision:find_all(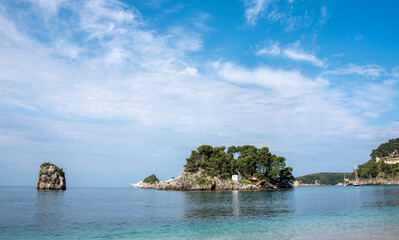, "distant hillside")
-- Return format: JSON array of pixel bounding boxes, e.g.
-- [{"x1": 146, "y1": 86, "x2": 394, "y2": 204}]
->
[
  {"x1": 296, "y1": 172, "x2": 353, "y2": 185},
  {"x1": 358, "y1": 138, "x2": 399, "y2": 179}
]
